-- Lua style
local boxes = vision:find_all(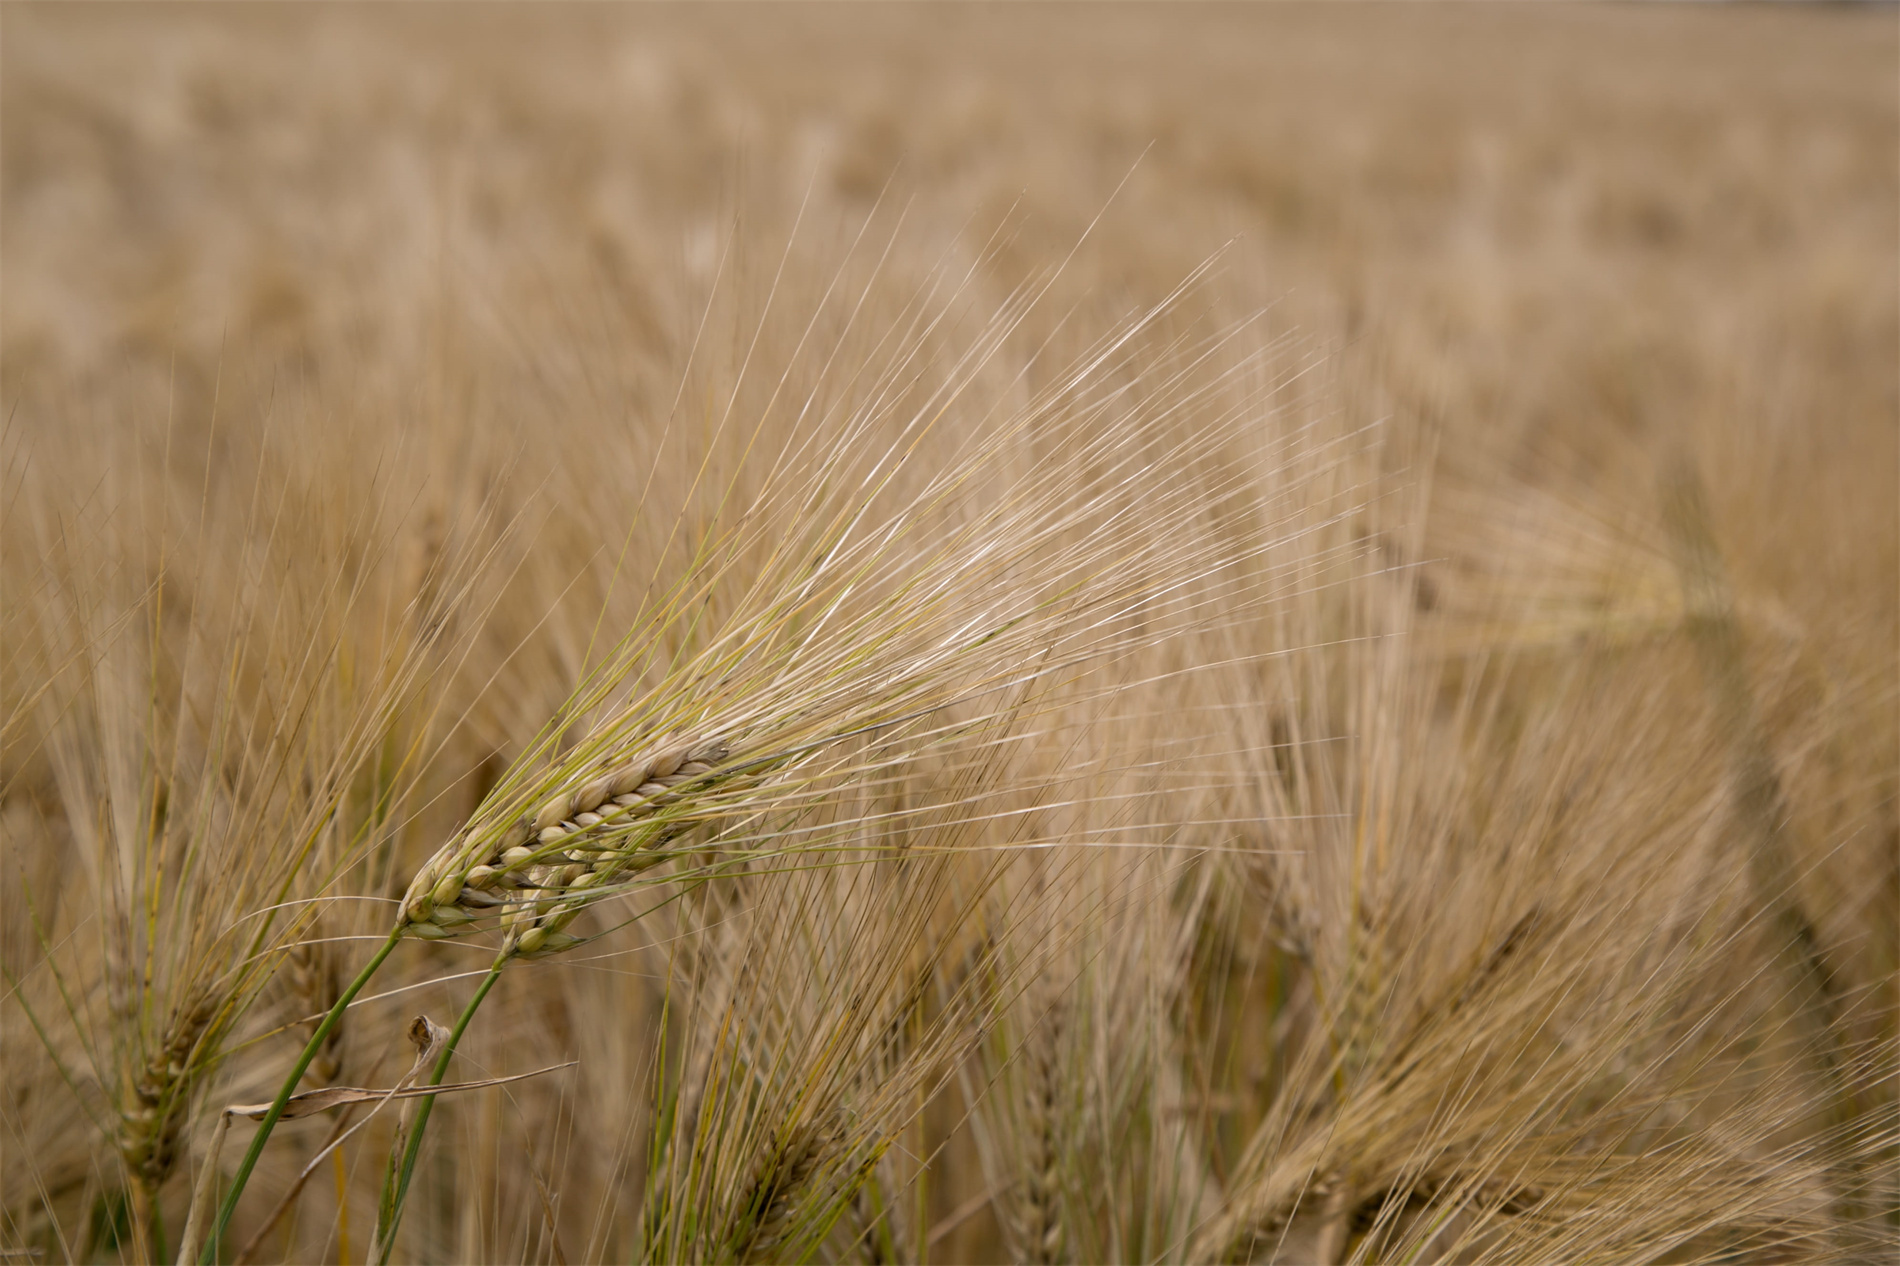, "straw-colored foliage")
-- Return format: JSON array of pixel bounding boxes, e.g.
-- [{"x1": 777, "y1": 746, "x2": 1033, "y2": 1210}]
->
[{"x1": 2, "y1": 5, "x2": 1893, "y2": 1263}]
